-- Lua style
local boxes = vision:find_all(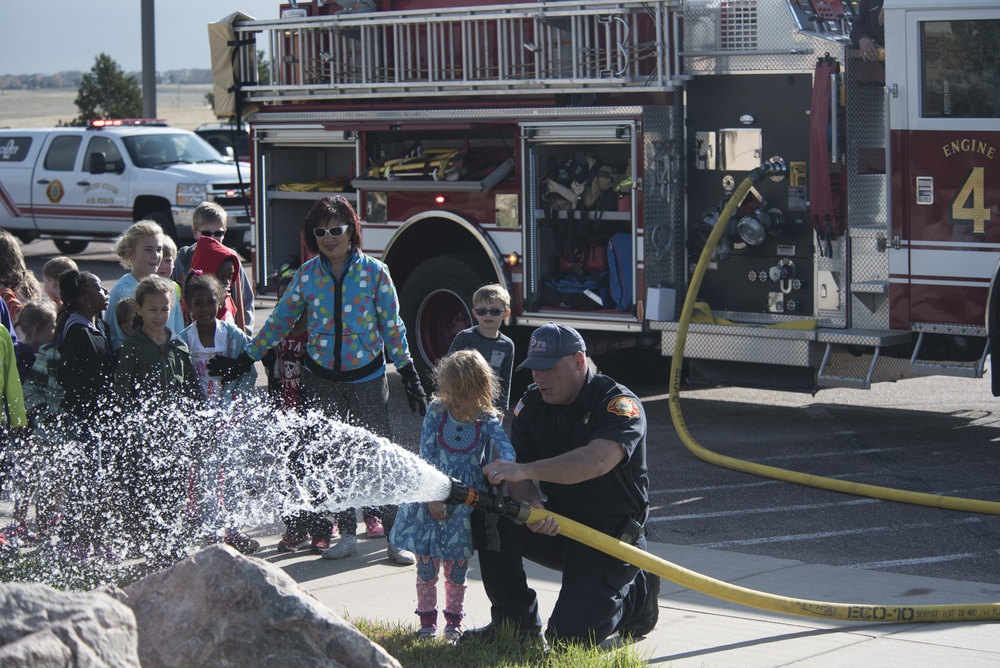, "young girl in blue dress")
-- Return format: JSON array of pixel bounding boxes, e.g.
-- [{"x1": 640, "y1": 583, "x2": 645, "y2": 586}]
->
[{"x1": 389, "y1": 349, "x2": 516, "y2": 642}]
